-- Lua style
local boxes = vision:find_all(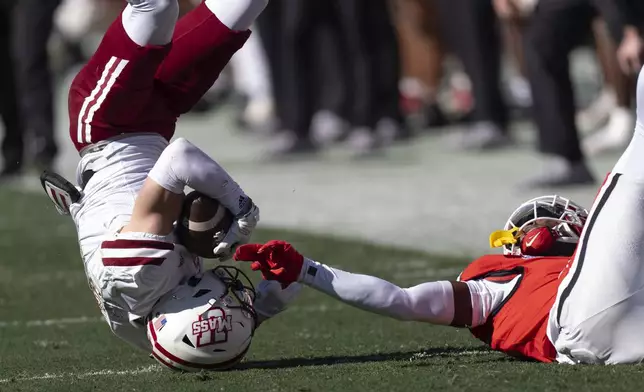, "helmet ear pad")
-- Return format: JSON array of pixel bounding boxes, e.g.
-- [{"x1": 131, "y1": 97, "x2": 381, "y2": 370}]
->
[{"x1": 520, "y1": 226, "x2": 577, "y2": 257}]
